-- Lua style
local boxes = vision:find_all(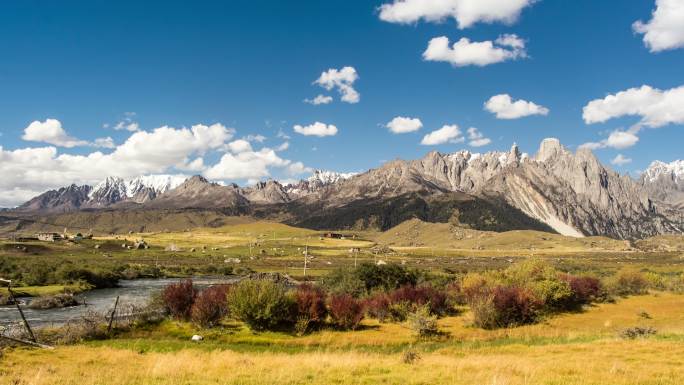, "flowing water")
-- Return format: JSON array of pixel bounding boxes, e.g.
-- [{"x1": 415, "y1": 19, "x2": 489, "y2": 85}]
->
[{"x1": 0, "y1": 277, "x2": 237, "y2": 328}]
